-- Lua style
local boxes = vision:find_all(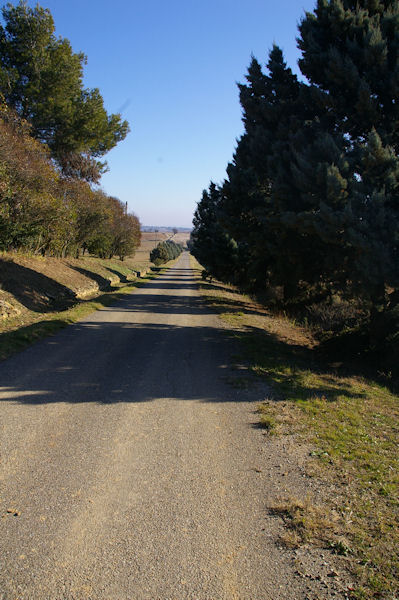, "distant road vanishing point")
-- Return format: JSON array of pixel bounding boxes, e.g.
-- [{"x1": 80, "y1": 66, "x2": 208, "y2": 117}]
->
[{"x1": 1, "y1": 252, "x2": 313, "y2": 599}]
